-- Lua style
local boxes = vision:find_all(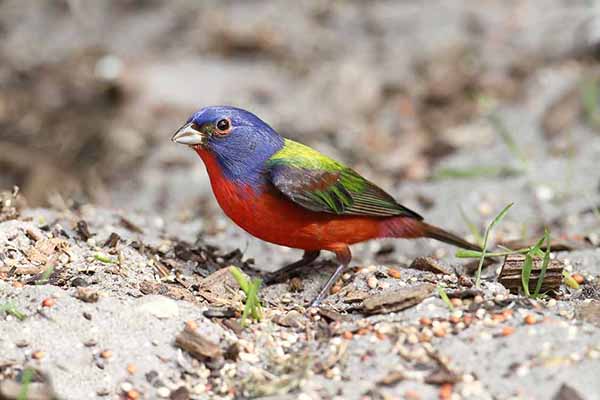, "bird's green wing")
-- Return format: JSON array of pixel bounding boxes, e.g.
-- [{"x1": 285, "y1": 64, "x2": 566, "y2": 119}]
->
[{"x1": 266, "y1": 139, "x2": 423, "y2": 219}]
